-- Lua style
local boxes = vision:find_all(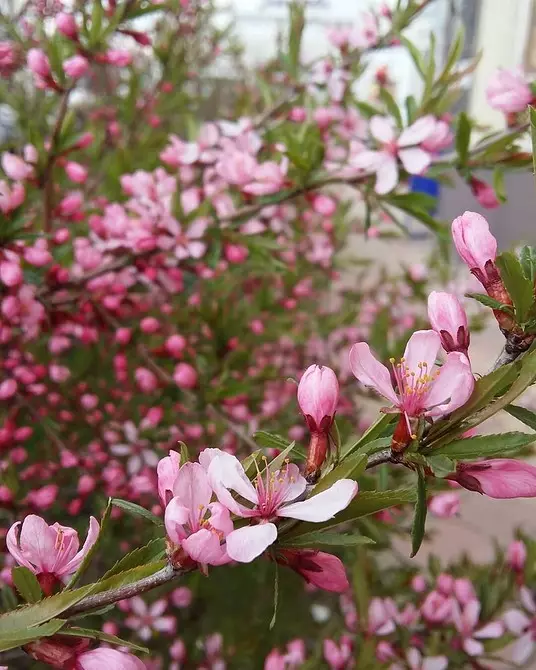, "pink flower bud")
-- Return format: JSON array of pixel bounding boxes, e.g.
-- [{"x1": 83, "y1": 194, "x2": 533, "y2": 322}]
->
[
  {"x1": 427, "y1": 291, "x2": 470, "y2": 356},
  {"x1": 105, "y1": 49, "x2": 132, "y2": 67},
  {"x1": 49, "y1": 364, "x2": 70, "y2": 383},
  {"x1": 507, "y1": 540, "x2": 527, "y2": 571},
  {"x1": 58, "y1": 191, "x2": 83, "y2": 217},
  {"x1": 165, "y1": 334, "x2": 186, "y2": 357},
  {"x1": 77, "y1": 648, "x2": 145, "y2": 670},
  {"x1": 487, "y1": 68, "x2": 532, "y2": 113},
  {"x1": 280, "y1": 550, "x2": 350, "y2": 593},
  {"x1": 140, "y1": 316, "x2": 159, "y2": 333},
  {"x1": 250, "y1": 319, "x2": 264, "y2": 335},
  {"x1": 115, "y1": 328, "x2": 132, "y2": 345},
  {"x1": 289, "y1": 106, "x2": 307, "y2": 122},
  {"x1": 80, "y1": 393, "x2": 98, "y2": 410},
  {"x1": 469, "y1": 177, "x2": 500, "y2": 209},
  {"x1": 135, "y1": 367, "x2": 158, "y2": 392},
  {"x1": 171, "y1": 586, "x2": 193, "y2": 608},
  {"x1": 2, "y1": 152, "x2": 33, "y2": 180},
  {"x1": 449, "y1": 459, "x2": 536, "y2": 498},
  {"x1": 0, "y1": 378, "x2": 17, "y2": 399},
  {"x1": 0, "y1": 261, "x2": 22, "y2": 287},
  {"x1": 27, "y1": 48, "x2": 51, "y2": 78},
  {"x1": 297, "y1": 364, "x2": 339, "y2": 432},
  {"x1": 454, "y1": 578, "x2": 477, "y2": 605},
  {"x1": 224, "y1": 244, "x2": 249, "y2": 264},
  {"x1": 451, "y1": 211, "x2": 497, "y2": 277},
  {"x1": 56, "y1": 12, "x2": 78, "y2": 39},
  {"x1": 173, "y1": 362, "x2": 197, "y2": 389},
  {"x1": 76, "y1": 132, "x2": 94, "y2": 149},
  {"x1": 23, "y1": 144, "x2": 38, "y2": 163},
  {"x1": 428, "y1": 491, "x2": 460, "y2": 518},
  {"x1": 436, "y1": 573, "x2": 454, "y2": 595},
  {"x1": 411, "y1": 575, "x2": 427, "y2": 593},
  {"x1": 312, "y1": 194, "x2": 337, "y2": 216},
  {"x1": 78, "y1": 474, "x2": 95, "y2": 495},
  {"x1": 63, "y1": 55, "x2": 89, "y2": 79}
]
